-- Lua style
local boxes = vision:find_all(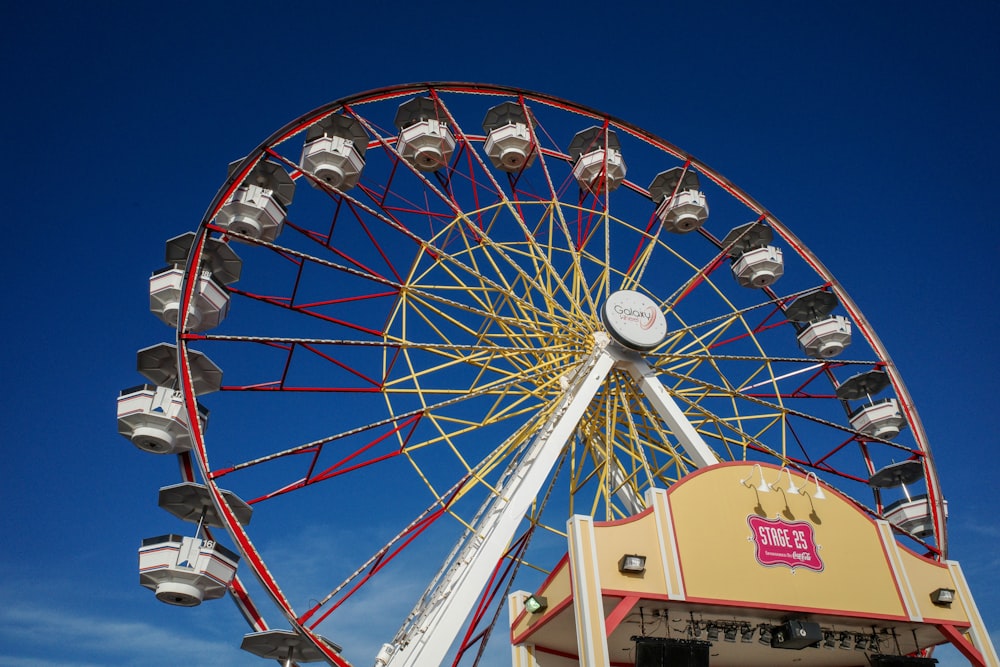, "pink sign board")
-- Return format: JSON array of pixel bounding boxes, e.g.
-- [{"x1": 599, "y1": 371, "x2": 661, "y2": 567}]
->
[{"x1": 747, "y1": 515, "x2": 824, "y2": 572}]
